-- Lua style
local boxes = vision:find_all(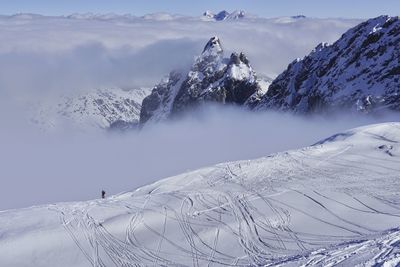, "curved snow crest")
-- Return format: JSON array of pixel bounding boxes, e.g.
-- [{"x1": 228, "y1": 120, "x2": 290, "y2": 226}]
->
[
  {"x1": 1, "y1": 122, "x2": 400, "y2": 266},
  {"x1": 313, "y1": 122, "x2": 400, "y2": 146}
]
